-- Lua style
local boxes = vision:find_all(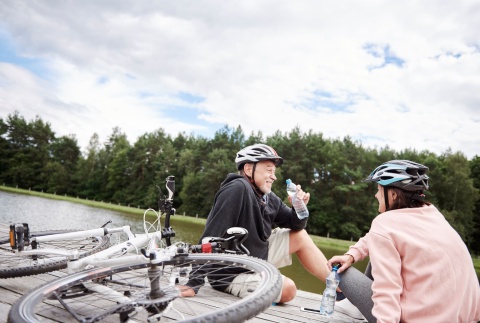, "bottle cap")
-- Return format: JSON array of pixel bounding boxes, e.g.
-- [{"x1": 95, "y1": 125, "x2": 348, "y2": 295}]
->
[{"x1": 286, "y1": 179, "x2": 292, "y2": 185}]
